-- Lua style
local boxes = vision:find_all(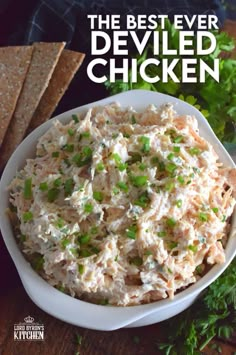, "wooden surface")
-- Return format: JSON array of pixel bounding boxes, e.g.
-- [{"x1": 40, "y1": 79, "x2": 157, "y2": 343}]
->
[{"x1": 1, "y1": 20, "x2": 236, "y2": 355}]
